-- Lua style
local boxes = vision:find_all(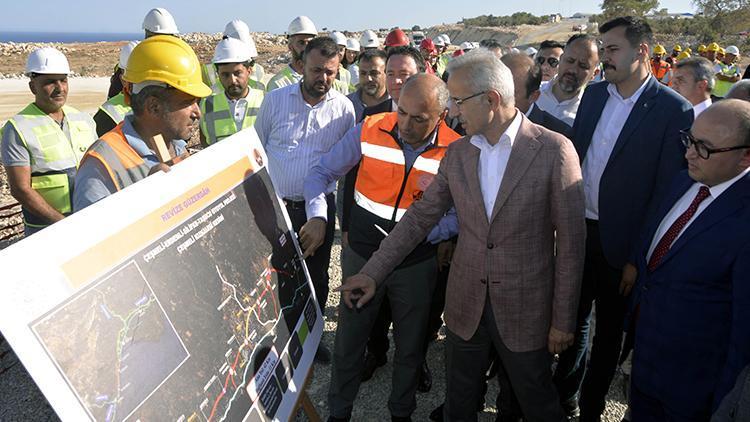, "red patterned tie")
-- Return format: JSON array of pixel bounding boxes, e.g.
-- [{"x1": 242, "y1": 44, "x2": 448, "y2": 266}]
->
[{"x1": 647, "y1": 186, "x2": 711, "y2": 271}]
